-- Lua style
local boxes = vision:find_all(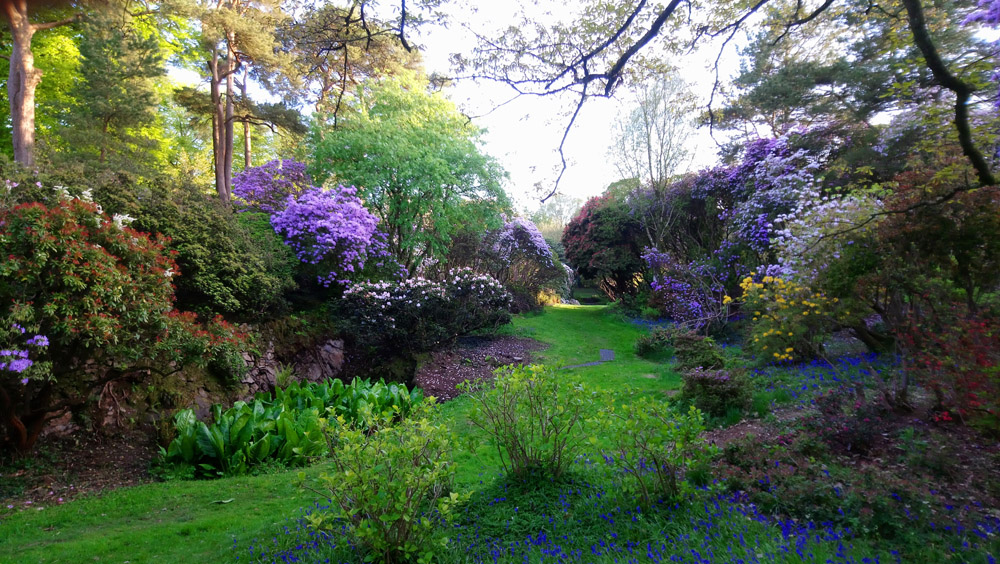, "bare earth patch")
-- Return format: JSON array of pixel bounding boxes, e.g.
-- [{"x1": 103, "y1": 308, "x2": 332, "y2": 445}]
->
[
  {"x1": 413, "y1": 336, "x2": 547, "y2": 402},
  {"x1": 1, "y1": 427, "x2": 157, "y2": 517}
]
